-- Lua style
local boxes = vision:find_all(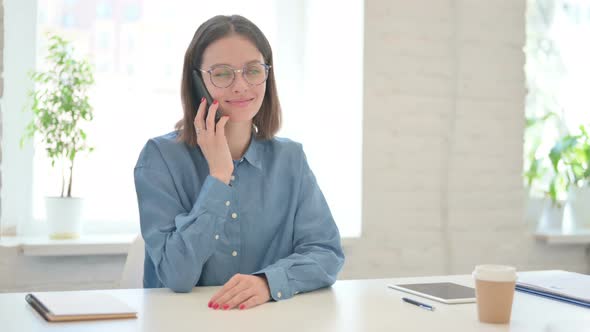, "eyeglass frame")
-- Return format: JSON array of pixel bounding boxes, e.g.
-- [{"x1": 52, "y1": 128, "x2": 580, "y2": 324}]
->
[{"x1": 198, "y1": 63, "x2": 272, "y2": 88}]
